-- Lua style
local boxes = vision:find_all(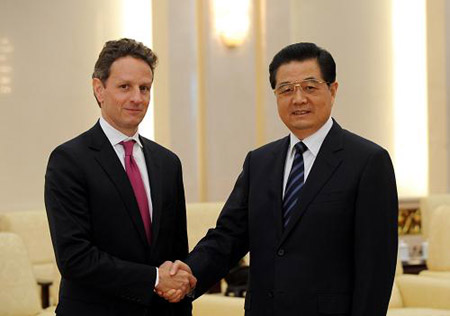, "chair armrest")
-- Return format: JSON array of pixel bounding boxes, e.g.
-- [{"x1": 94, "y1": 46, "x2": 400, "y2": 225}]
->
[
  {"x1": 419, "y1": 270, "x2": 450, "y2": 278},
  {"x1": 193, "y1": 293, "x2": 244, "y2": 316},
  {"x1": 397, "y1": 274, "x2": 450, "y2": 309}
]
